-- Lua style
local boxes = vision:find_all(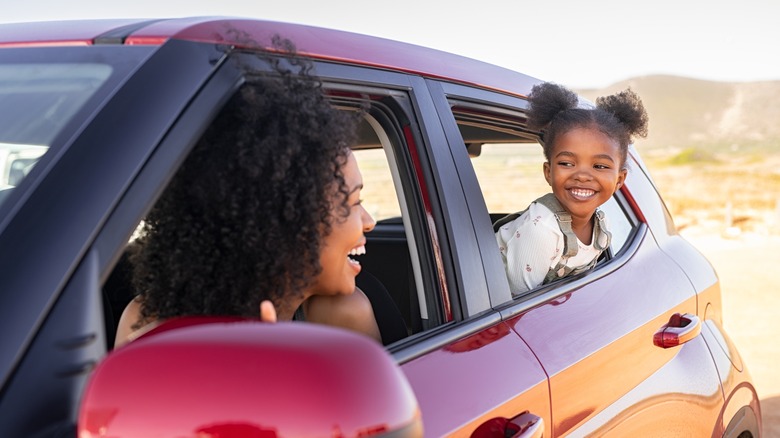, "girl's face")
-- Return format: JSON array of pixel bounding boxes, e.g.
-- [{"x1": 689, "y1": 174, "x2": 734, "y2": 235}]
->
[
  {"x1": 310, "y1": 150, "x2": 375, "y2": 297},
  {"x1": 543, "y1": 127, "x2": 627, "y2": 224}
]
